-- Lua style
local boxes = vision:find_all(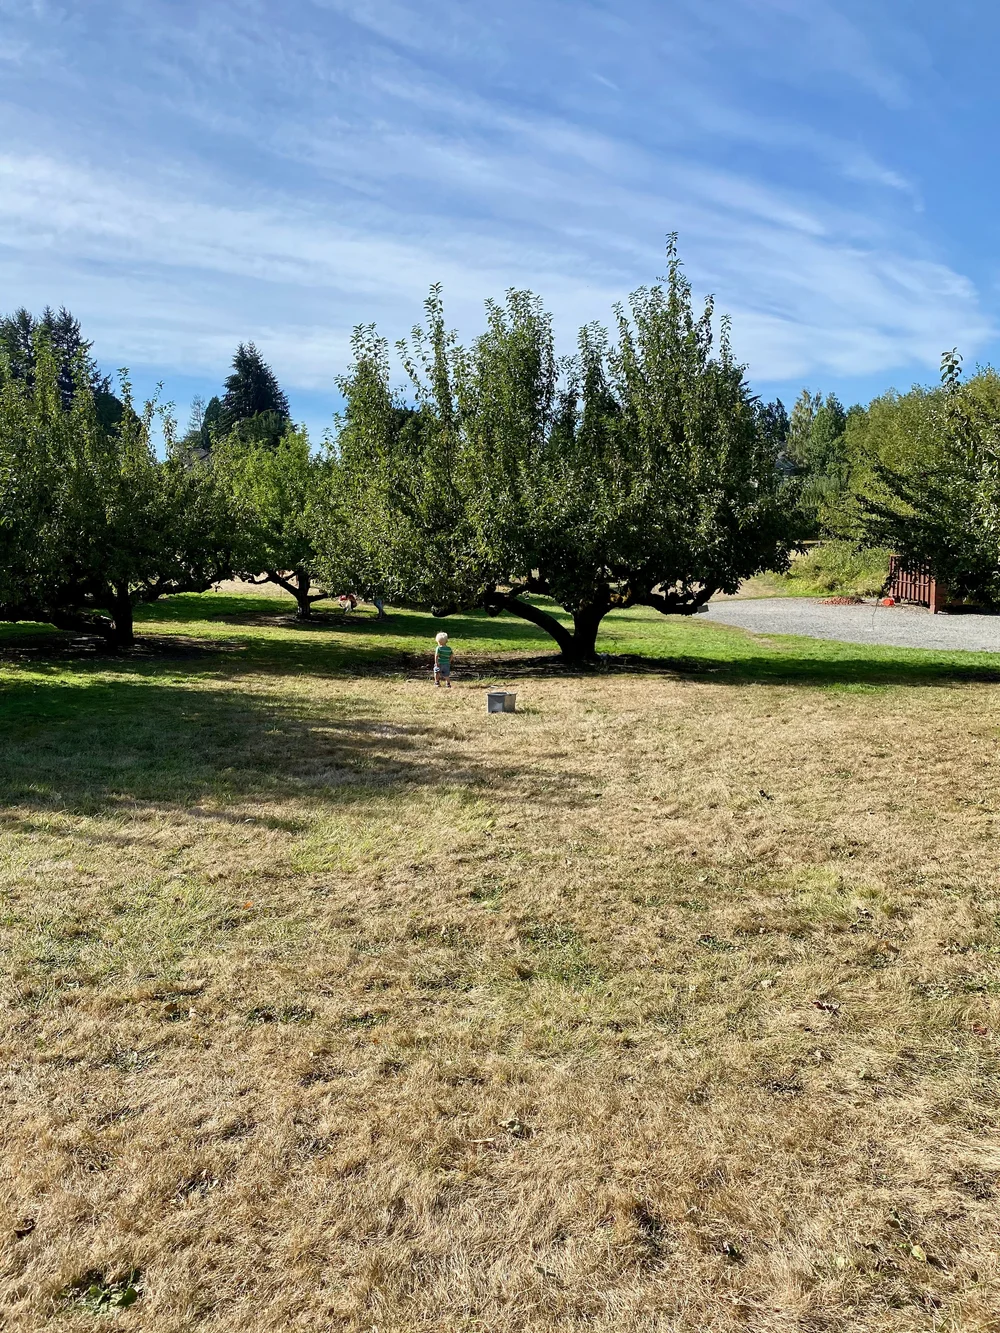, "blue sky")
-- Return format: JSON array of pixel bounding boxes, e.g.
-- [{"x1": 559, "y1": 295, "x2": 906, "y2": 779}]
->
[{"x1": 1, "y1": 0, "x2": 997, "y2": 438}]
